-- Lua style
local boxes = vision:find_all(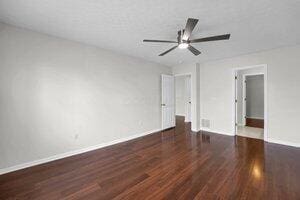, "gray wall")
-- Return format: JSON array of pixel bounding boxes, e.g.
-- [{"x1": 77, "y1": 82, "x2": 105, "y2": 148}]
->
[
  {"x1": 246, "y1": 75, "x2": 264, "y2": 119},
  {"x1": 0, "y1": 23, "x2": 171, "y2": 171}
]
